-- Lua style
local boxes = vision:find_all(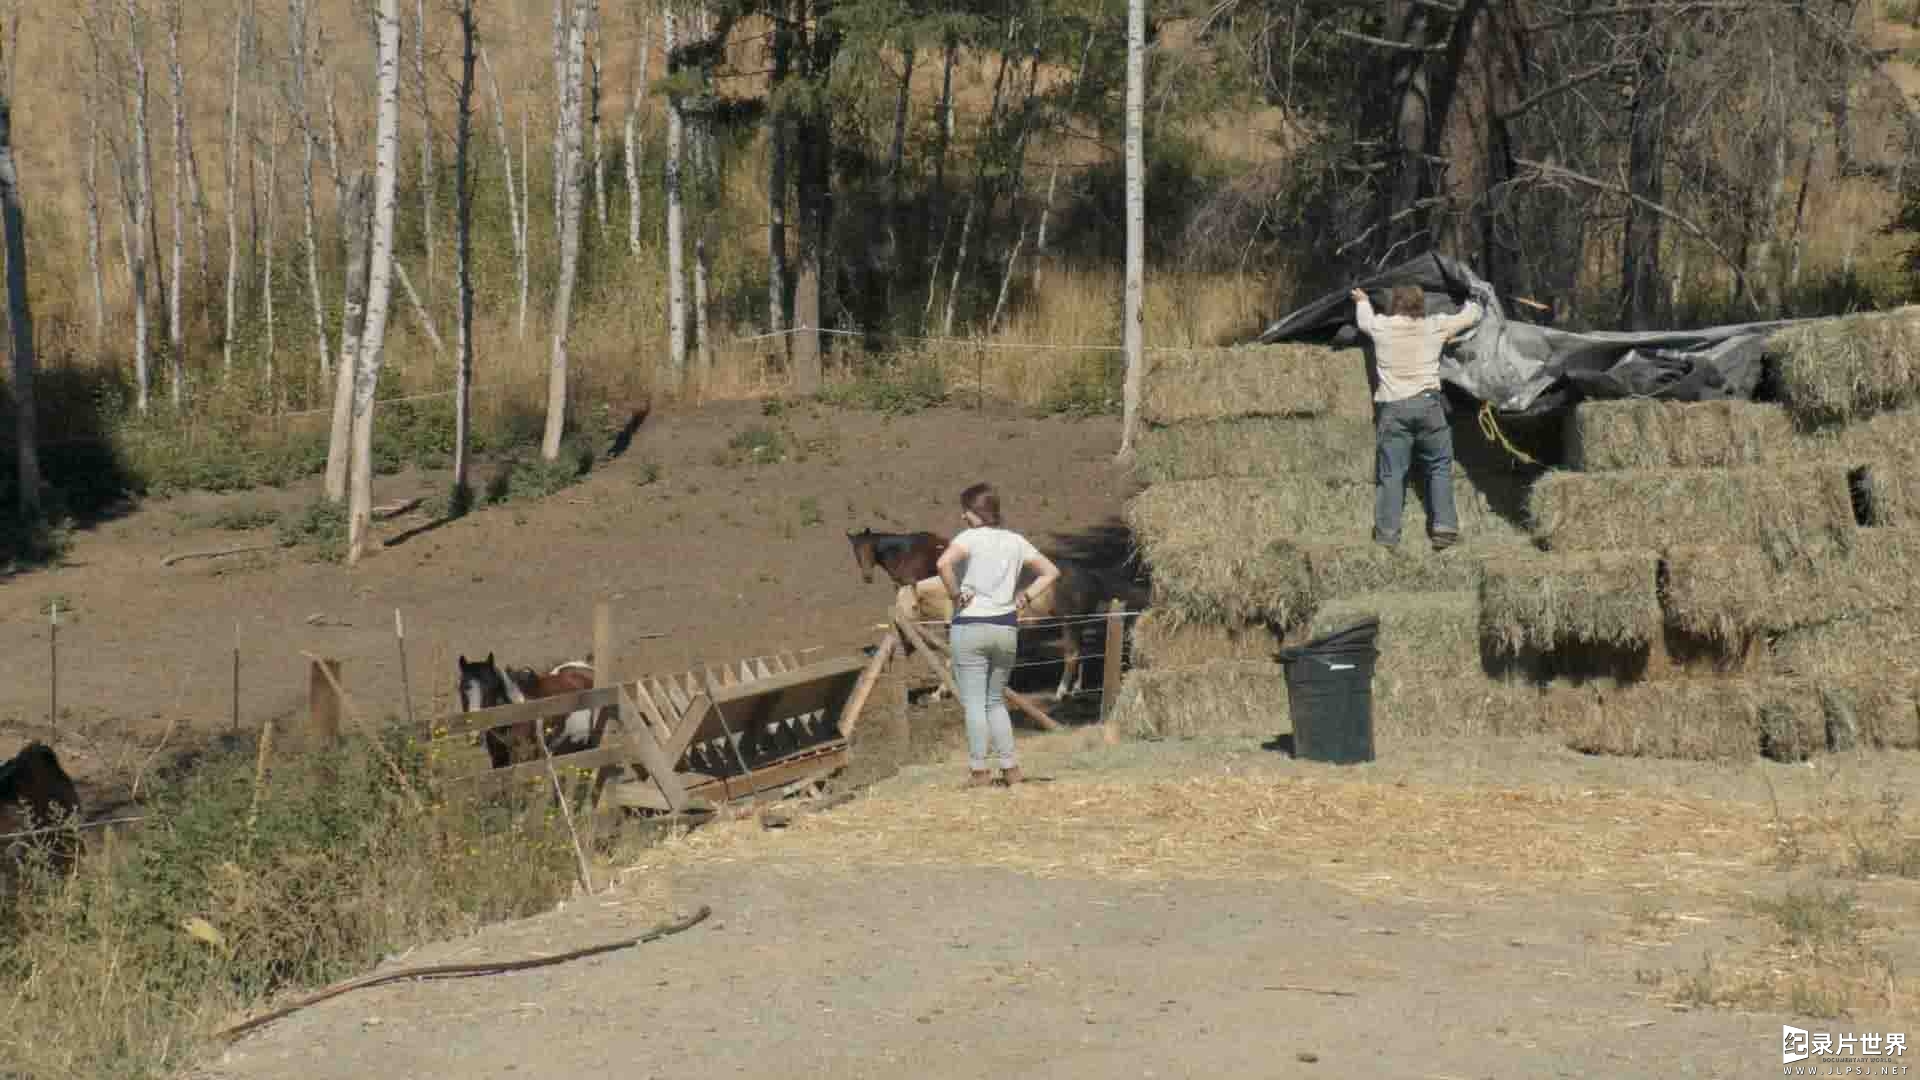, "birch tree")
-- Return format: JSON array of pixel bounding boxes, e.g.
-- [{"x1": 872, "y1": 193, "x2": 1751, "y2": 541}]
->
[
  {"x1": 347, "y1": 0, "x2": 403, "y2": 565},
  {"x1": 453, "y1": 0, "x2": 475, "y2": 497},
  {"x1": 0, "y1": 86, "x2": 40, "y2": 514},
  {"x1": 479, "y1": 48, "x2": 527, "y2": 338},
  {"x1": 662, "y1": 5, "x2": 687, "y2": 388},
  {"x1": 589, "y1": 3, "x2": 608, "y2": 234},
  {"x1": 623, "y1": 17, "x2": 649, "y2": 257},
  {"x1": 324, "y1": 170, "x2": 371, "y2": 501},
  {"x1": 1116, "y1": 0, "x2": 1145, "y2": 459},
  {"x1": 124, "y1": 0, "x2": 153, "y2": 413},
  {"x1": 766, "y1": 0, "x2": 788, "y2": 336},
  {"x1": 414, "y1": 0, "x2": 433, "y2": 296},
  {"x1": 291, "y1": 0, "x2": 332, "y2": 376},
  {"x1": 544, "y1": 0, "x2": 590, "y2": 462},
  {"x1": 84, "y1": 76, "x2": 107, "y2": 341},
  {"x1": 222, "y1": 9, "x2": 243, "y2": 375},
  {"x1": 165, "y1": 0, "x2": 186, "y2": 405}
]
